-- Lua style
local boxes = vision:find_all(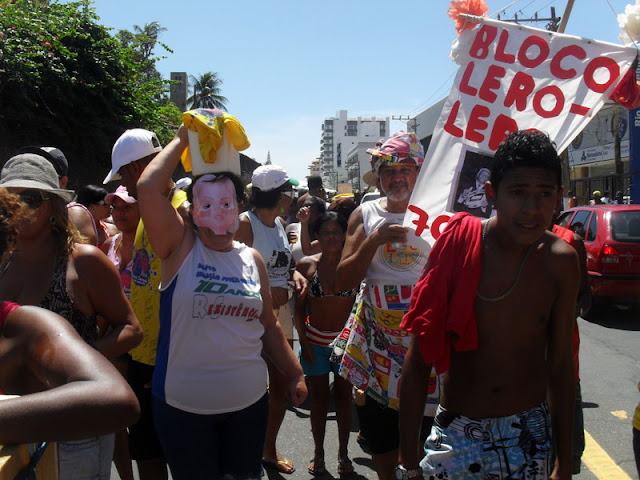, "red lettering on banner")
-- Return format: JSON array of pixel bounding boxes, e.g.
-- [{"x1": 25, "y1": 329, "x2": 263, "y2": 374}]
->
[
  {"x1": 431, "y1": 215, "x2": 451, "y2": 240},
  {"x1": 488, "y1": 115, "x2": 519, "y2": 150},
  {"x1": 495, "y1": 29, "x2": 516, "y2": 63},
  {"x1": 466, "y1": 104, "x2": 490, "y2": 143},
  {"x1": 584, "y1": 57, "x2": 620, "y2": 93},
  {"x1": 459, "y1": 62, "x2": 478, "y2": 96},
  {"x1": 533, "y1": 85, "x2": 564, "y2": 118},
  {"x1": 518, "y1": 35, "x2": 549, "y2": 68},
  {"x1": 479, "y1": 64, "x2": 506, "y2": 103},
  {"x1": 466, "y1": 24, "x2": 622, "y2": 97},
  {"x1": 444, "y1": 101, "x2": 464, "y2": 138},
  {"x1": 550, "y1": 45, "x2": 586, "y2": 79},
  {"x1": 469, "y1": 25, "x2": 497, "y2": 59},
  {"x1": 407, "y1": 207, "x2": 452, "y2": 241},
  {"x1": 408, "y1": 205, "x2": 429, "y2": 236},
  {"x1": 569, "y1": 103, "x2": 590, "y2": 116},
  {"x1": 504, "y1": 72, "x2": 535, "y2": 111}
]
